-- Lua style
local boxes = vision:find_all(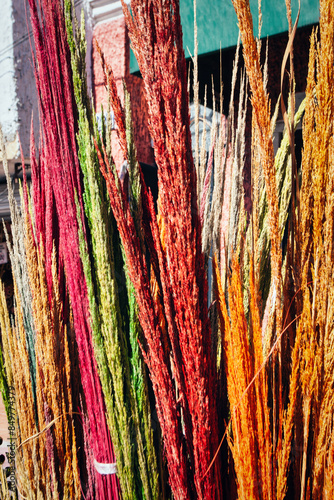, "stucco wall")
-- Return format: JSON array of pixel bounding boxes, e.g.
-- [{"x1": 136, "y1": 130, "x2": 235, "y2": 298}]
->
[{"x1": 0, "y1": 1, "x2": 19, "y2": 158}]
